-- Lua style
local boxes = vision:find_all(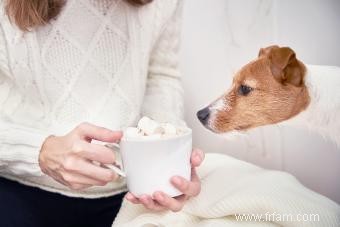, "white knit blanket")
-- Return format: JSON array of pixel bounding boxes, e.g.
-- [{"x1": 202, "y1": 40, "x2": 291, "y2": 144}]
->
[{"x1": 112, "y1": 153, "x2": 340, "y2": 227}]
